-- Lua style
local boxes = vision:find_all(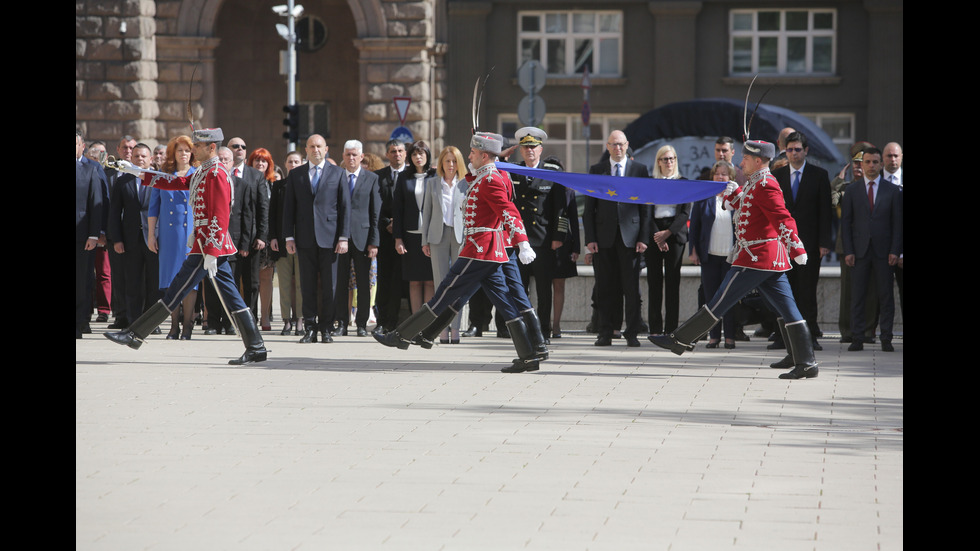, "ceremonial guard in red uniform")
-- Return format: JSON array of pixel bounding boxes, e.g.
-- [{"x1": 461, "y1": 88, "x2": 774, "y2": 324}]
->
[
  {"x1": 104, "y1": 128, "x2": 267, "y2": 365},
  {"x1": 375, "y1": 132, "x2": 549, "y2": 373},
  {"x1": 649, "y1": 140, "x2": 817, "y2": 379}
]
